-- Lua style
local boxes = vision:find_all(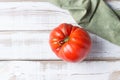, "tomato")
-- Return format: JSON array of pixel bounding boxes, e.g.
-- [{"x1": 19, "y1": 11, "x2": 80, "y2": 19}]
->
[{"x1": 49, "y1": 23, "x2": 91, "y2": 62}]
